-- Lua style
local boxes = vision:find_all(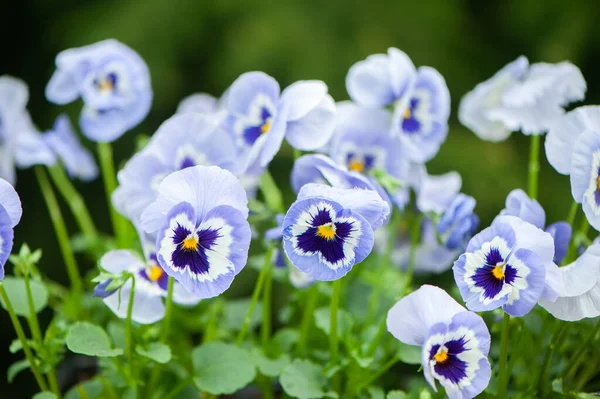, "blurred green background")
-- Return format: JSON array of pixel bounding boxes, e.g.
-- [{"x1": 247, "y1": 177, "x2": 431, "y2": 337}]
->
[{"x1": 2, "y1": 0, "x2": 599, "y2": 396}]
